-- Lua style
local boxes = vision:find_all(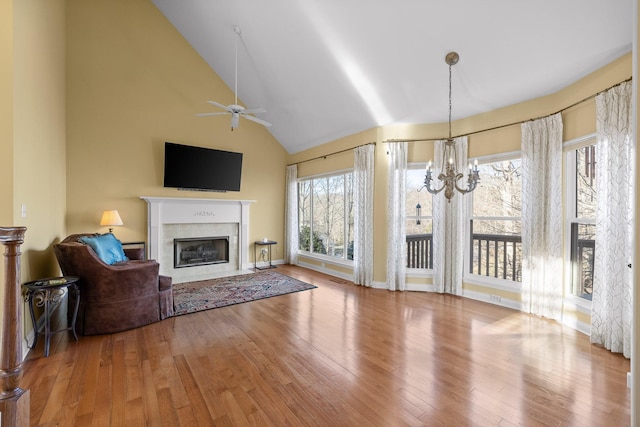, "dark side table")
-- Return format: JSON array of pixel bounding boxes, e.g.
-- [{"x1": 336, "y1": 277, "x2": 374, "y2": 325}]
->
[
  {"x1": 22, "y1": 276, "x2": 80, "y2": 357},
  {"x1": 254, "y1": 240, "x2": 277, "y2": 270}
]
